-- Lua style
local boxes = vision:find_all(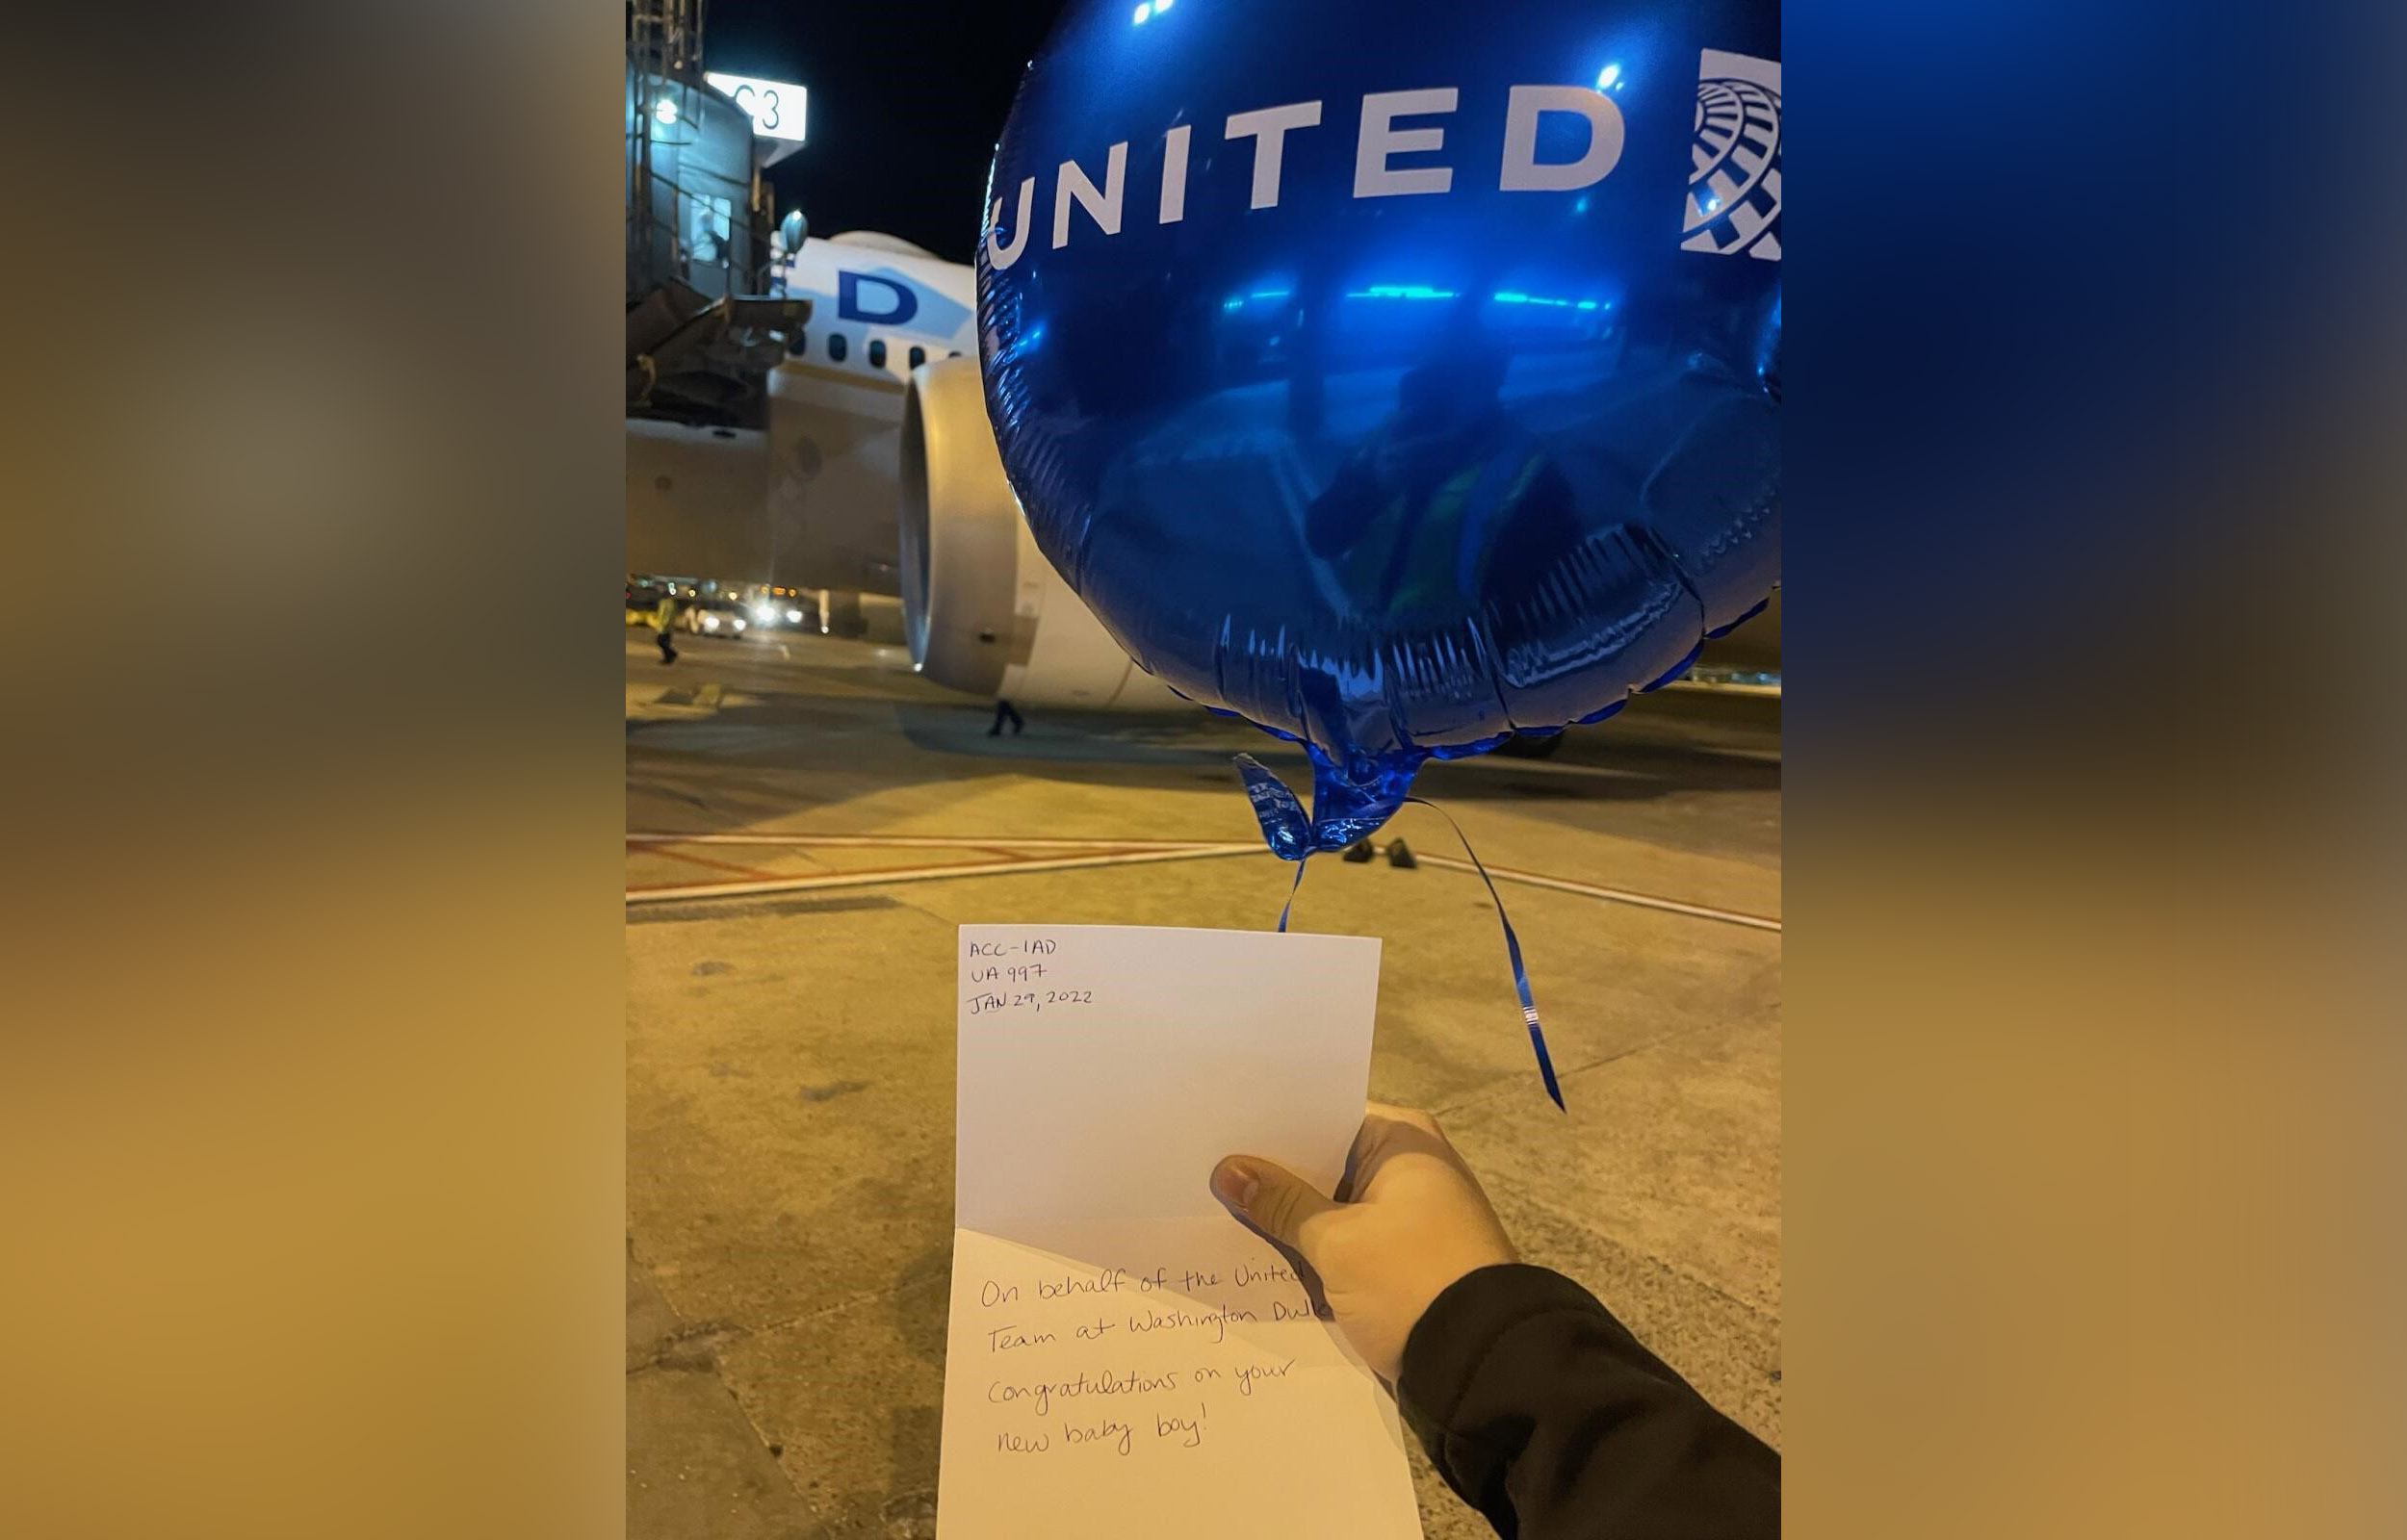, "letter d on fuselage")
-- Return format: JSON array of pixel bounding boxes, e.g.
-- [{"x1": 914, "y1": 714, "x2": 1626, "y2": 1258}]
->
[{"x1": 765, "y1": 232, "x2": 978, "y2": 596}]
